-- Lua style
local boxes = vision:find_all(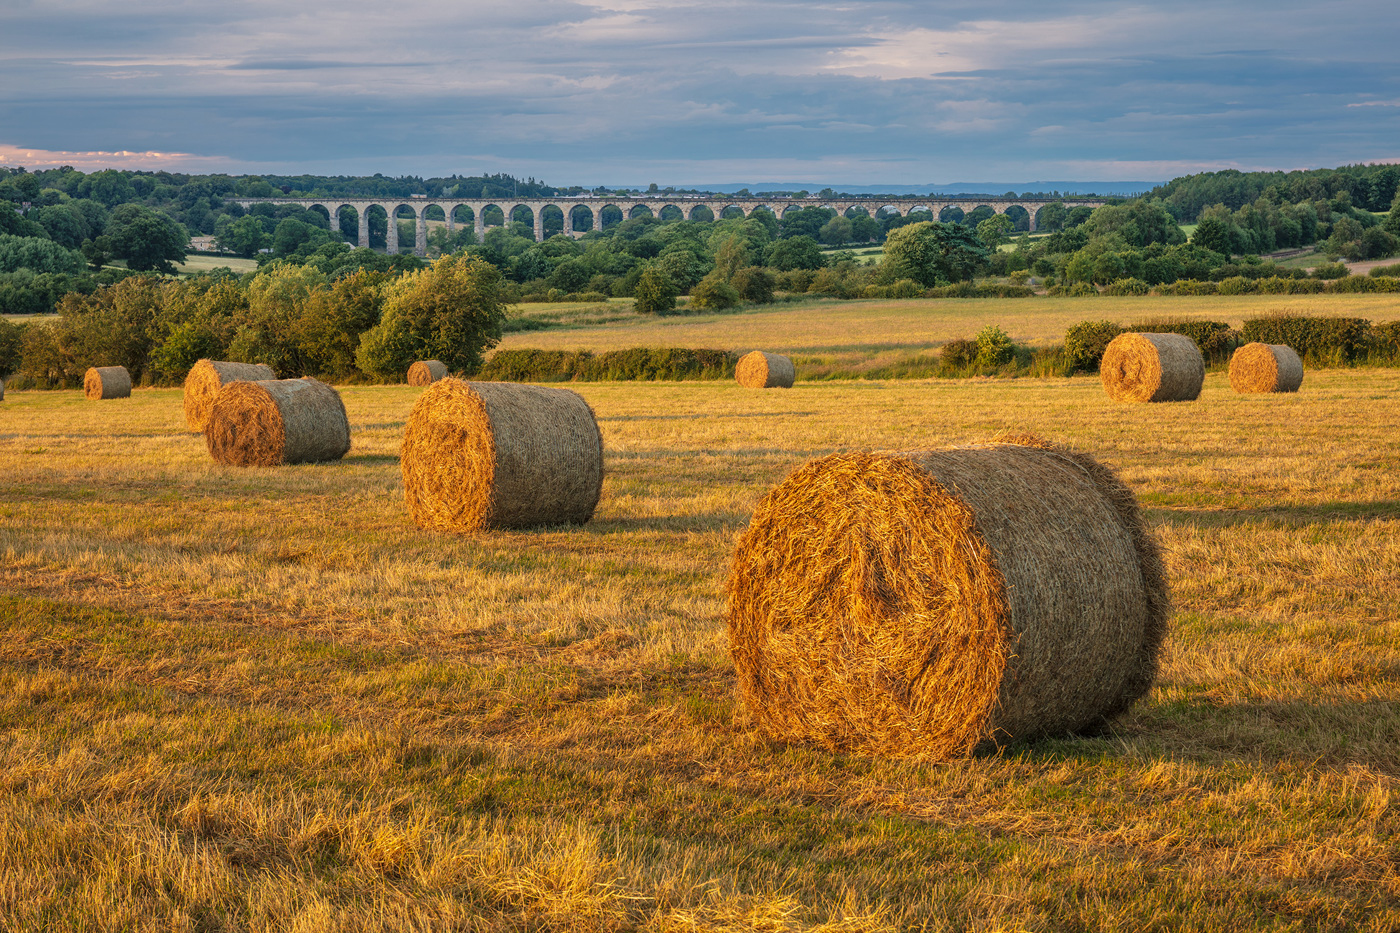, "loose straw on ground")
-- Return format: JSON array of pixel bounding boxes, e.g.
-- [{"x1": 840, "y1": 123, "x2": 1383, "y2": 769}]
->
[
  {"x1": 183, "y1": 359, "x2": 276, "y2": 431},
  {"x1": 727, "y1": 434, "x2": 1169, "y2": 761},
  {"x1": 205, "y1": 377, "x2": 351, "y2": 466},
  {"x1": 1229, "y1": 343, "x2": 1303, "y2": 394},
  {"x1": 735, "y1": 351, "x2": 795, "y2": 388},
  {"x1": 1100, "y1": 333, "x2": 1204, "y2": 402},
  {"x1": 401, "y1": 378, "x2": 603, "y2": 532},
  {"x1": 84, "y1": 366, "x2": 131, "y2": 400}
]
